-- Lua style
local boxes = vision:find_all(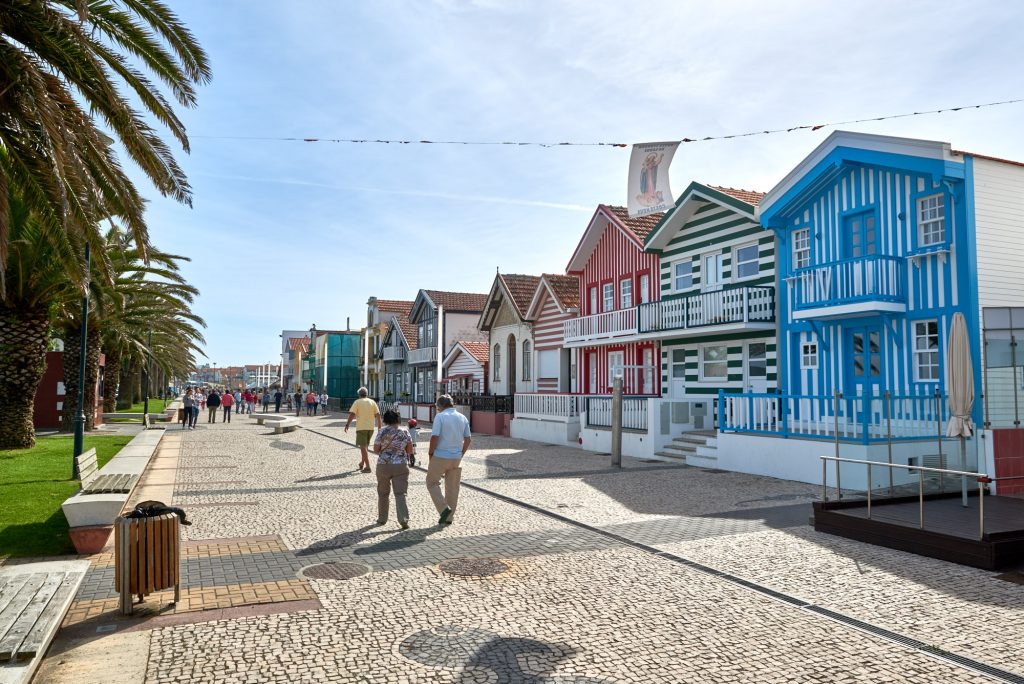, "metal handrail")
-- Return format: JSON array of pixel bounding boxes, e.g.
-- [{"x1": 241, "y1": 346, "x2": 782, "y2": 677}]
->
[{"x1": 819, "y1": 455, "x2": 989, "y2": 540}]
